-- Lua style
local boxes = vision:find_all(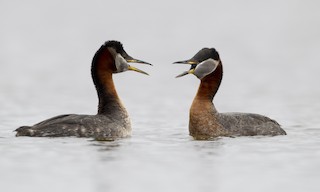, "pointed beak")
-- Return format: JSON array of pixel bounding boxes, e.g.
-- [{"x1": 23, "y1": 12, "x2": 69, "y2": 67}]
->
[
  {"x1": 173, "y1": 59, "x2": 198, "y2": 78},
  {"x1": 173, "y1": 60, "x2": 199, "y2": 65},
  {"x1": 126, "y1": 58, "x2": 152, "y2": 66},
  {"x1": 123, "y1": 53, "x2": 151, "y2": 75},
  {"x1": 124, "y1": 53, "x2": 152, "y2": 66},
  {"x1": 128, "y1": 65, "x2": 149, "y2": 75},
  {"x1": 175, "y1": 68, "x2": 195, "y2": 78}
]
